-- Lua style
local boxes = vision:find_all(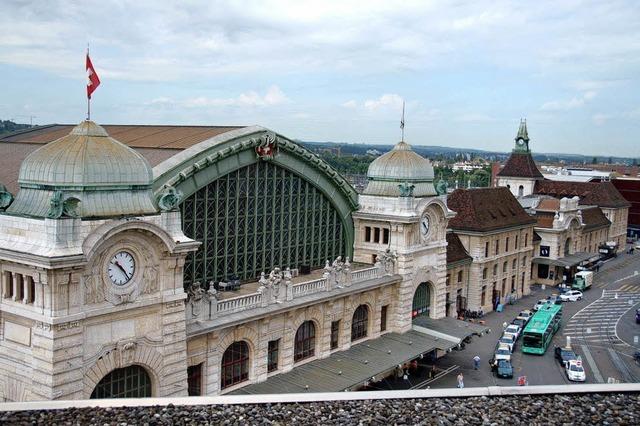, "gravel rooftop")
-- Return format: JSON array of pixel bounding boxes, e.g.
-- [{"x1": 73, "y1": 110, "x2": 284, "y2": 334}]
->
[{"x1": 1, "y1": 393, "x2": 638, "y2": 425}]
